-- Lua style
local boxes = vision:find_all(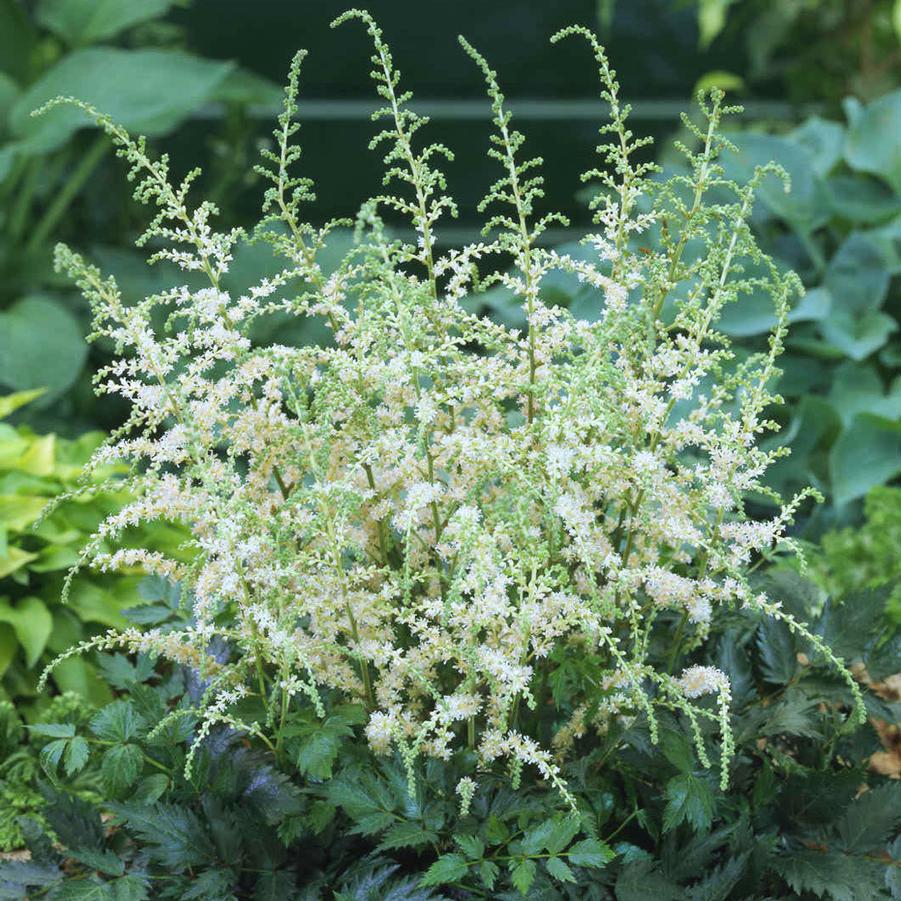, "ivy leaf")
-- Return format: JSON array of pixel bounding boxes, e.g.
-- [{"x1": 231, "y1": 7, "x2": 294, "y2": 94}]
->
[
  {"x1": 663, "y1": 774, "x2": 715, "y2": 833},
  {"x1": 511, "y1": 858, "x2": 536, "y2": 896},
  {"x1": 419, "y1": 853, "x2": 468, "y2": 887},
  {"x1": 546, "y1": 857, "x2": 576, "y2": 883}
]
